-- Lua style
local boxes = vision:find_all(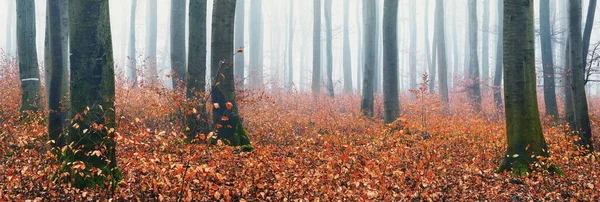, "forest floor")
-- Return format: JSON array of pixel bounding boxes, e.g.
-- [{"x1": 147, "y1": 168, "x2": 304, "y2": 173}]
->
[{"x1": 2, "y1": 63, "x2": 600, "y2": 201}]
